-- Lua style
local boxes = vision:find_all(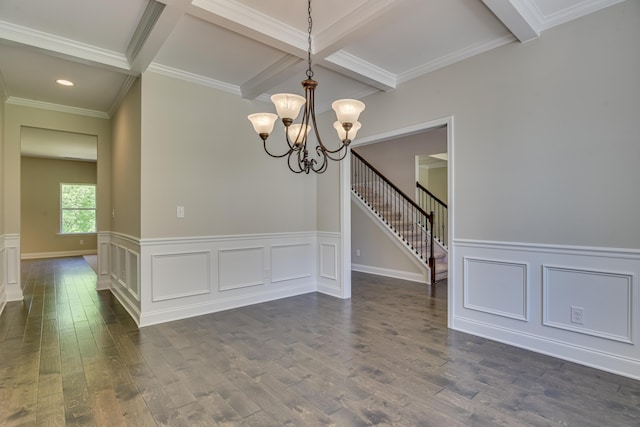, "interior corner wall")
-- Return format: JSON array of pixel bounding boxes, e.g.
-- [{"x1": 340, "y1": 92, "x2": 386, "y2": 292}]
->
[
  {"x1": 349, "y1": 1, "x2": 640, "y2": 379},
  {"x1": 0, "y1": 96, "x2": 6, "y2": 311},
  {"x1": 111, "y1": 77, "x2": 141, "y2": 239}
]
